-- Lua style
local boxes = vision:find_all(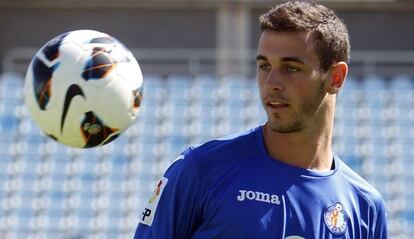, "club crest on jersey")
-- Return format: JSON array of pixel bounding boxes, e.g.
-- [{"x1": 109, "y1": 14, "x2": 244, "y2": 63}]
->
[
  {"x1": 140, "y1": 177, "x2": 168, "y2": 226},
  {"x1": 323, "y1": 202, "x2": 348, "y2": 235}
]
